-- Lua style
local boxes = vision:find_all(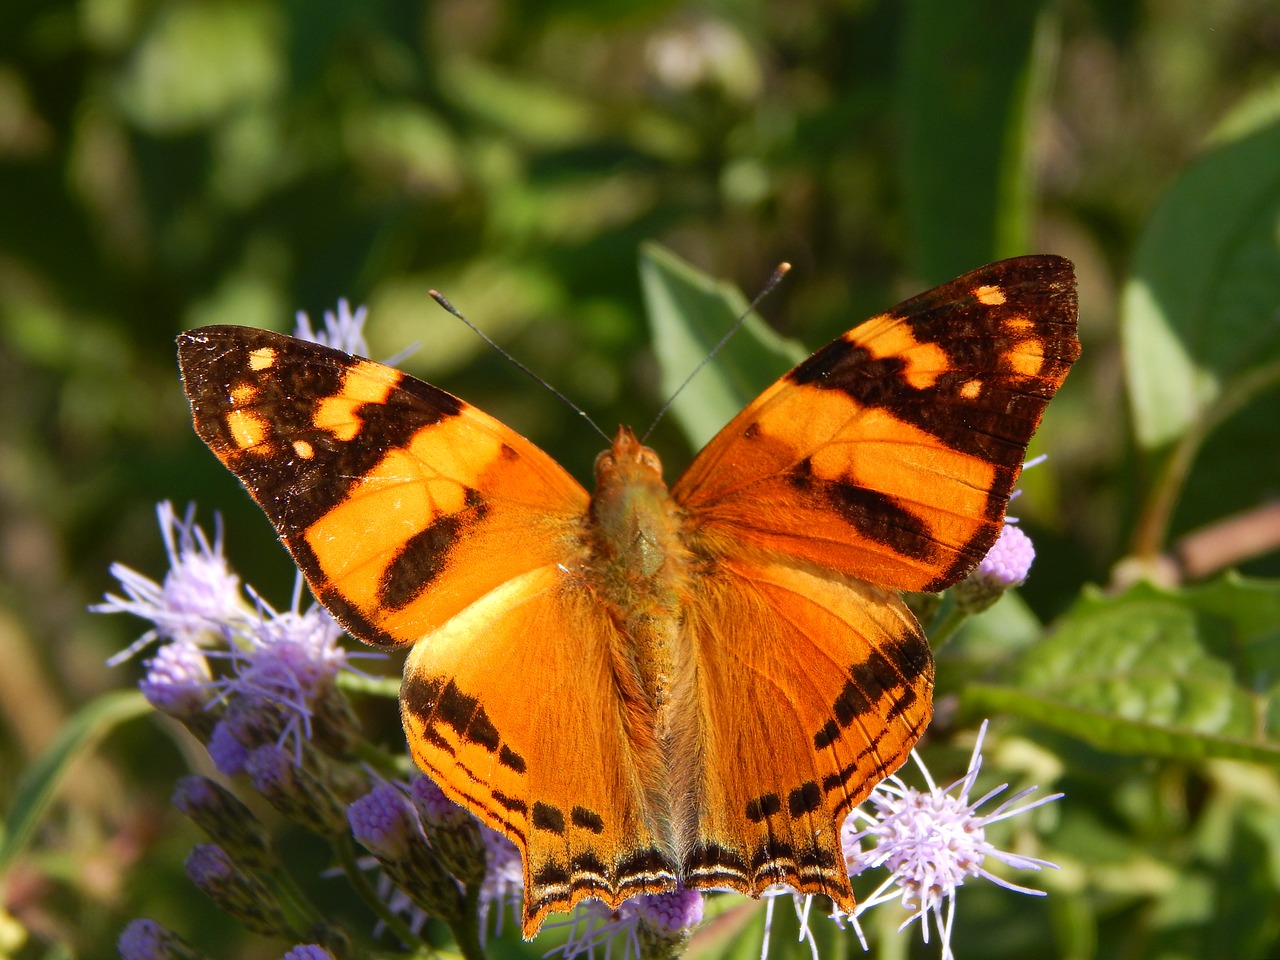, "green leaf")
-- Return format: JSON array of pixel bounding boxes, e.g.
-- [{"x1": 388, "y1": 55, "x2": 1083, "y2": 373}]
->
[
  {"x1": 0, "y1": 690, "x2": 152, "y2": 877},
  {"x1": 898, "y1": 0, "x2": 1060, "y2": 282},
  {"x1": 1122, "y1": 83, "x2": 1280, "y2": 451},
  {"x1": 639, "y1": 242, "x2": 806, "y2": 450},
  {"x1": 965, "y1": 575, "x2": 1280, "y2": 764}
]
